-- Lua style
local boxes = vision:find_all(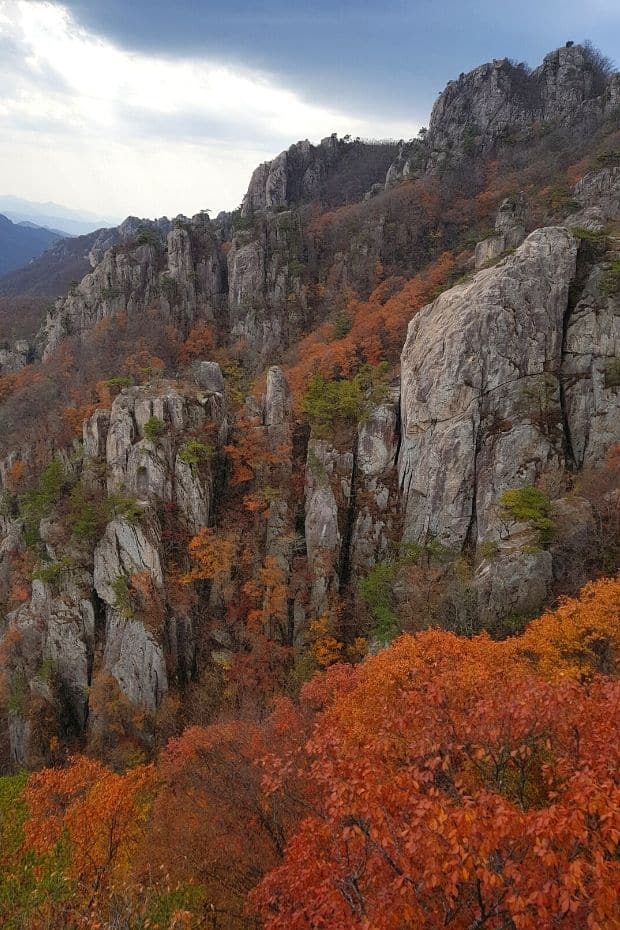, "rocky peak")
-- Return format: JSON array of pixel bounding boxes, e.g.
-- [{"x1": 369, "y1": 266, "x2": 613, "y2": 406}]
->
[
  {"x1": 242, "y1": 135, "x2": 343, "y2": 215},
  {"x1": 241, "y1": 134, "x2": 398, "y2": 215},
  {"x1": 536, "y1": 44, "x2": 612, "y2": 116},
  {"x1": 42, "y1": 213, "x2": 225, "y2": 359},
  {"x1": 426, "y1": 44, "x2": 619, "y2": 157},
  {"x1": 88, "y1": 216, "x2": 172, "y2": 268}
]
